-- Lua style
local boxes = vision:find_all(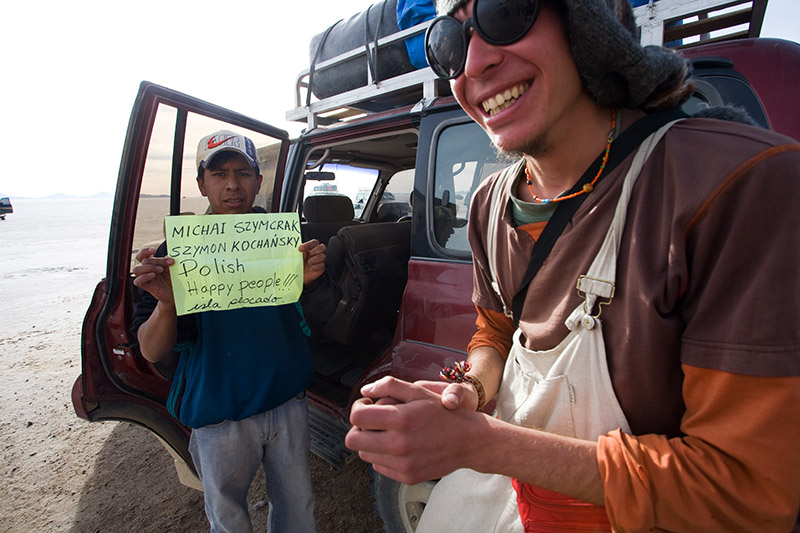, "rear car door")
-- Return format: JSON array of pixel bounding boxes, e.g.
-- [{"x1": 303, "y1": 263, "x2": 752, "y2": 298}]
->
[
  {"x1": 387, "y1": 105, "x2": 508, "y2": 385},
  {"x1": 72, "y1": 81, "x2": 290, "y2": 487}
]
